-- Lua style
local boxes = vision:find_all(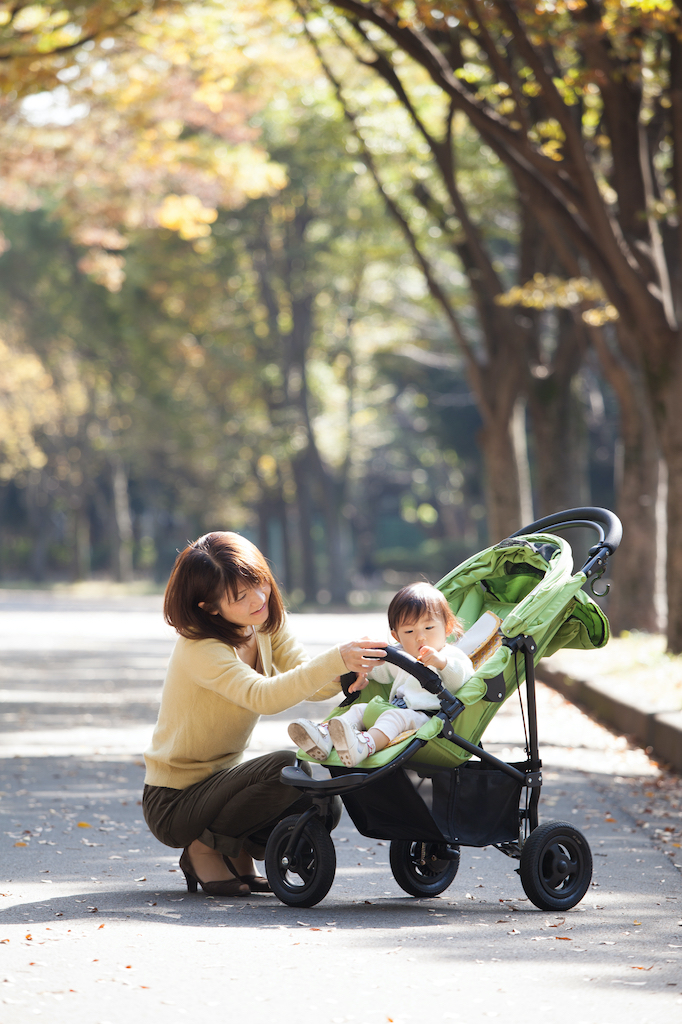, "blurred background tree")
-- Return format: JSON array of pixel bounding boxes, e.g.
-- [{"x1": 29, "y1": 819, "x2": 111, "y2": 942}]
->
[
  {"x1": 304, "y1": 1, "x2": 678, "y2": 643},
  {"x1": 0, "y1": 0, "x2": 638, "y2": 634}
]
